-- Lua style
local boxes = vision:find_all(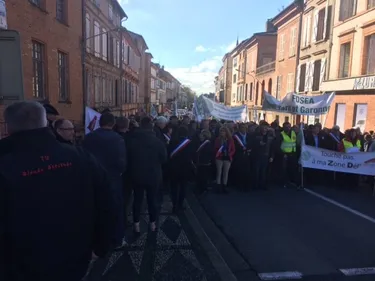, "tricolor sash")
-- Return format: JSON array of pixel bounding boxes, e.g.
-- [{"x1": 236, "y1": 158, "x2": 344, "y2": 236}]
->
[
  {"x1": 164, "y1": 133, "x2": 171, "y2": 143},
  {"x1": 216, "y1": 145, "x2": 224, "y2": 158},
  {"x1": 234, "y1": 134, "x2": 246, "y2": 150},
  {"x1": 197, "y1": 140, "x2": 210, "y2": 153},
  {"x1": 170, "y1": 139, "x2": 191, "y2": 158},
  {"x1": 329, "y1": 133, "x2": 340, "y2": 144}
]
